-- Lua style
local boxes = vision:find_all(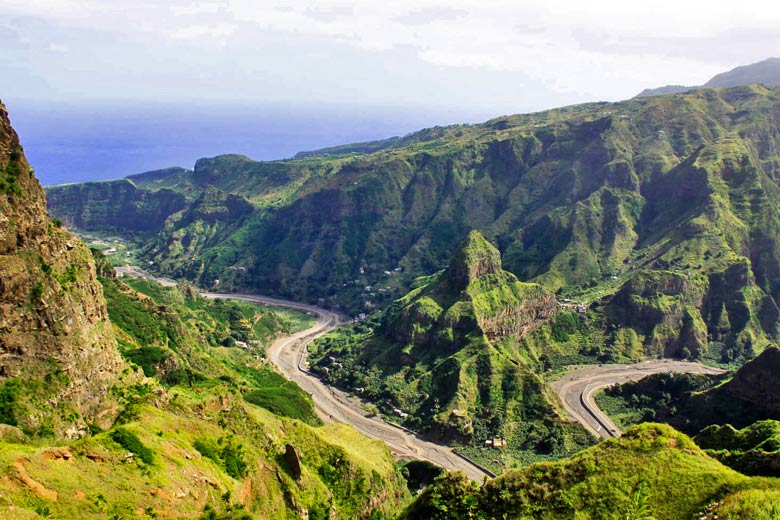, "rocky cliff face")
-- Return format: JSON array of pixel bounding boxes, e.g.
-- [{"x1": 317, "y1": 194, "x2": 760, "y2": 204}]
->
[
  {"x1": 45, "y1": 178, "x2": 187, "y2": 232},
  {"x1": 0, "y1": 101, "x2": 126, "y2": 437}
]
